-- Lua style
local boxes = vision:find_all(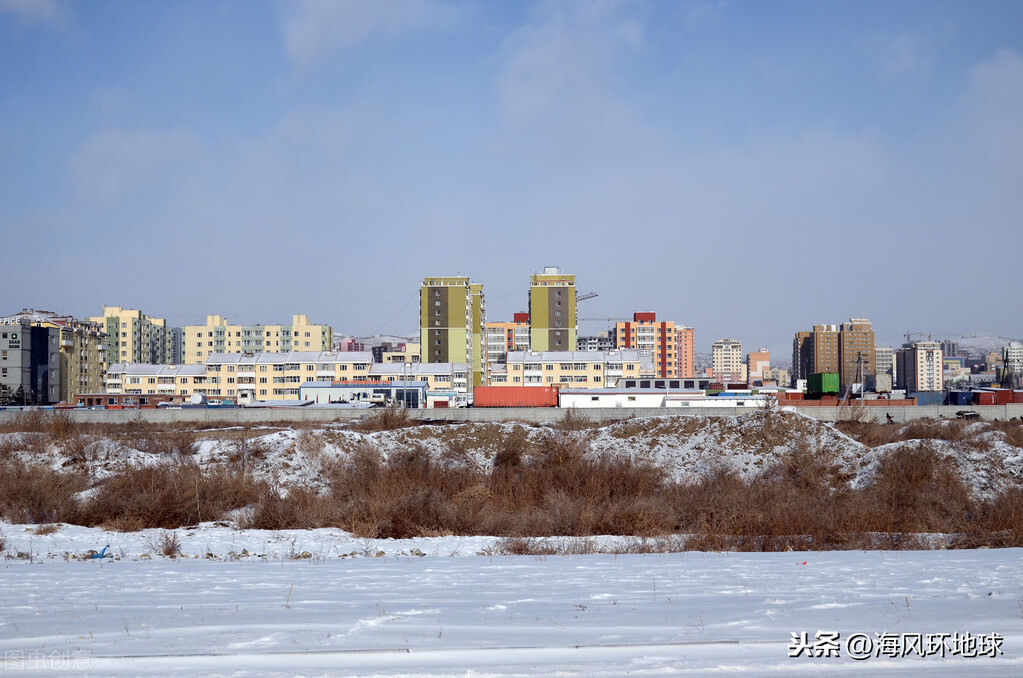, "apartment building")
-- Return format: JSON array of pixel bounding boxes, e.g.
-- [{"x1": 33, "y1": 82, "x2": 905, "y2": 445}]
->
[
  {"x1": 183, "y1": 314, "x2": 333, "y2": 365},
  {"x1": 89, "y1": 305, "x2": 176, "y2": 365},
  {"x1": 746, "y1": 348, "x2": 770, "y2": 385},
  {"x1": 370, "y1": 362, "x2": 468, "y2": 393},
  {"x1": 711, "y1": 339, "x2": 746, "y2": 383},
  {"x1": 105, "y1": 350, "x2": 467, "y2": 400},
  {"x1": 897, "y1": 341, "x2": 944, "y2": 392},
  {"x1": 578, "y1": 332, "x2": 614, "y2": 352},
  {"x1": 420, "y1": 277, "x2": 486, "y2": 388},
  {"x1": 529, "y1": 267, "x2": 576, "y2": 352},
  {"x1": 493, "y1": 350, "x2": 646, "y2": 388},
  {"x1": 675, "y1": 326, "x2": 696, "y2": 378},
  {"x1": 614, "y1": 313, "x2": 681, "y2": 378},
  {"x1": 839, "y1": 318, "x2": 876, "y2": 391},
  {"x1": 791, "y1": 330, "x2": 812, "y2": 384},
  {"x1": 485, "y1": 313, "x2": 531, "y2": 365}
]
